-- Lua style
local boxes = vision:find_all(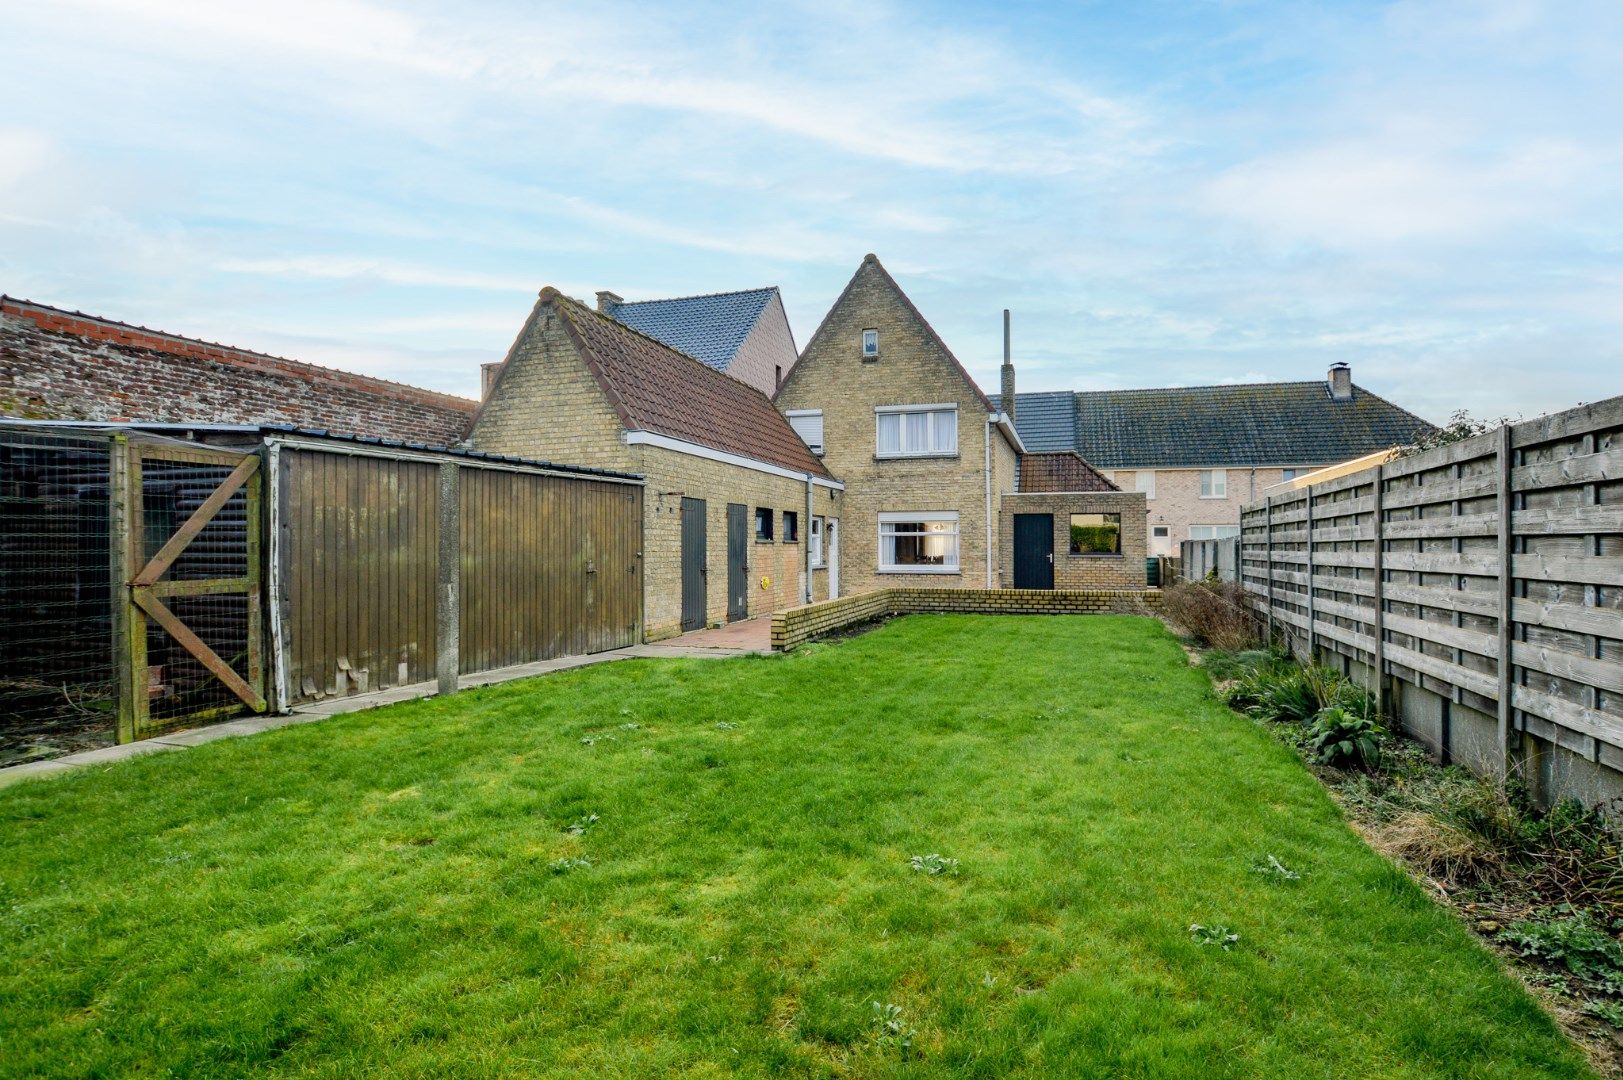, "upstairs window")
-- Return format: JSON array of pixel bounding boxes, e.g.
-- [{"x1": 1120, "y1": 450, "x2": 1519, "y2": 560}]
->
[
  {"x1": 786, "y1": 410, "x2": 824, "y2": 455},
  {"x1": 1127, "y1": 470, "x2": 1155, "y2": 499},
  {"x1": 1280, "y1": 467, "x2": 1310, "y2": 482},
  {"x1": 783, "y1": 510, "x2": 799, "y2": 543},
  {"x1": 1199, "y1": 469, "x2": 1228, "y2": 499},
  {"x1": 875, "y1": 405, "x2": 957, "y2": 458},
  {"x1": 755, "y1": 507, "x2": 774, "y2": 541},
  {"x1": 862, "y1": 329, "x2": 879, "y2": 358}
]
